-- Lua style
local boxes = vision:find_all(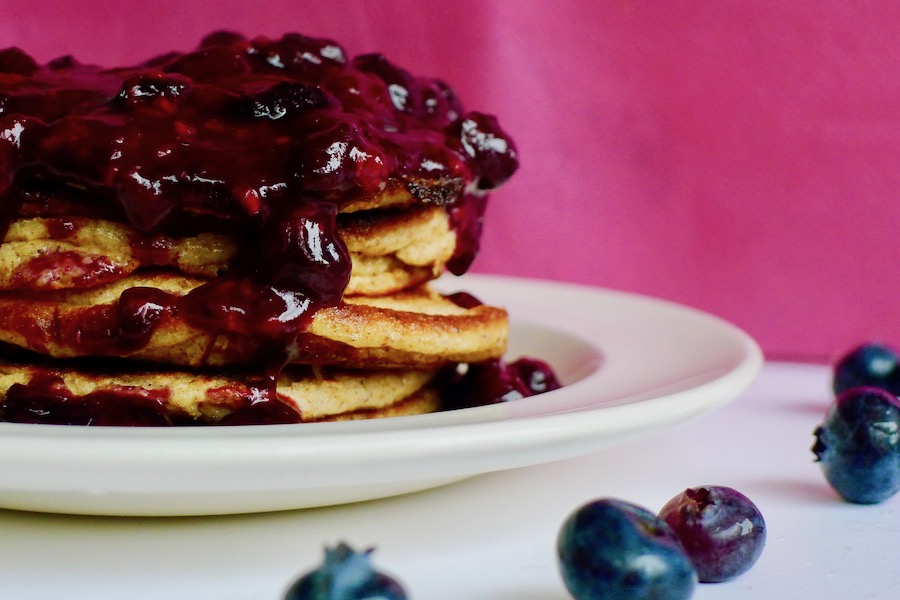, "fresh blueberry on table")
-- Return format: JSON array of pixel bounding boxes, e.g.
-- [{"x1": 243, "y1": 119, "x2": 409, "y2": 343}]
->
[
  {"x1": 812, "y1": 387, "x2": 900, "y2": 504},
  {"x1": 557, "y1": 498, "x2": 697, "y2": 600},
  {"x1": 283, "y1": 543, "x2": 407, "y2": 600},
  {"x1": 658, "y1": 486, "x2": 766, "y2": 583},
  {"x1": 832, "y1": 342, "x2": 900, "y2": 396}
]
